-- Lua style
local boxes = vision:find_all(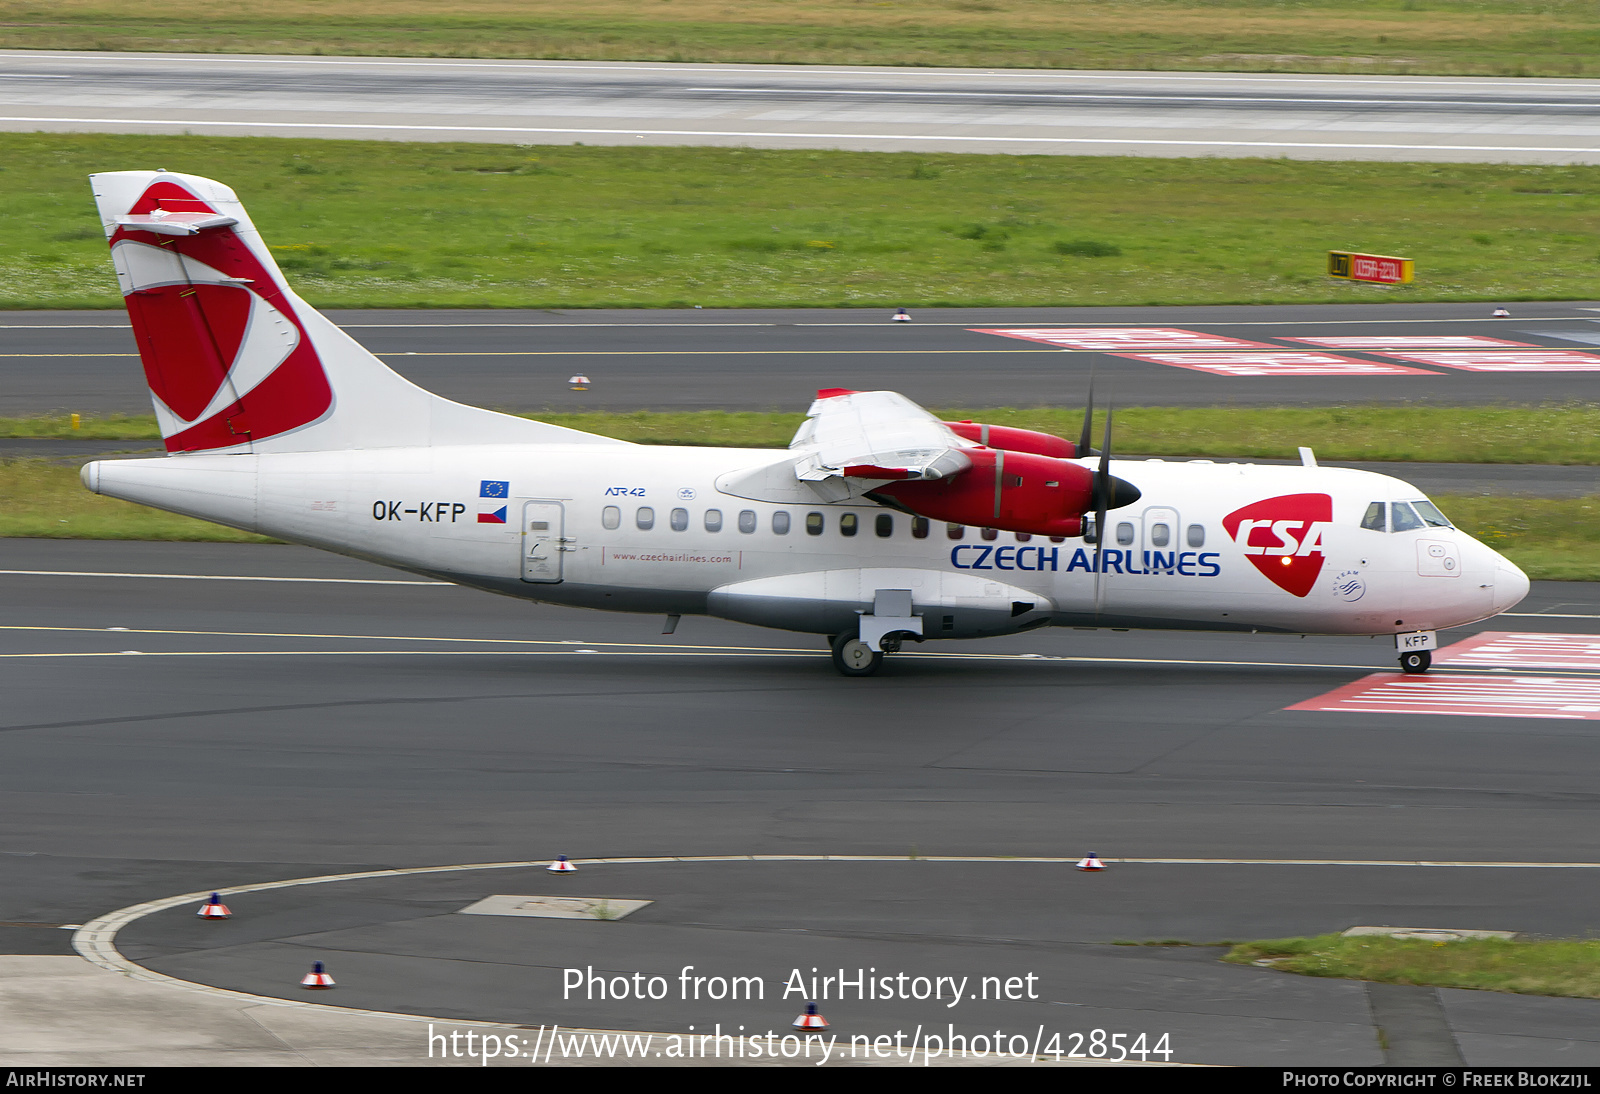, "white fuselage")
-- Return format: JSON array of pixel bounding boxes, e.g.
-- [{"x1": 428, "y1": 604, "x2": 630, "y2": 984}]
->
[{"x1": 87, "y1": 443, "x2": 1530, "y2": 641}]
